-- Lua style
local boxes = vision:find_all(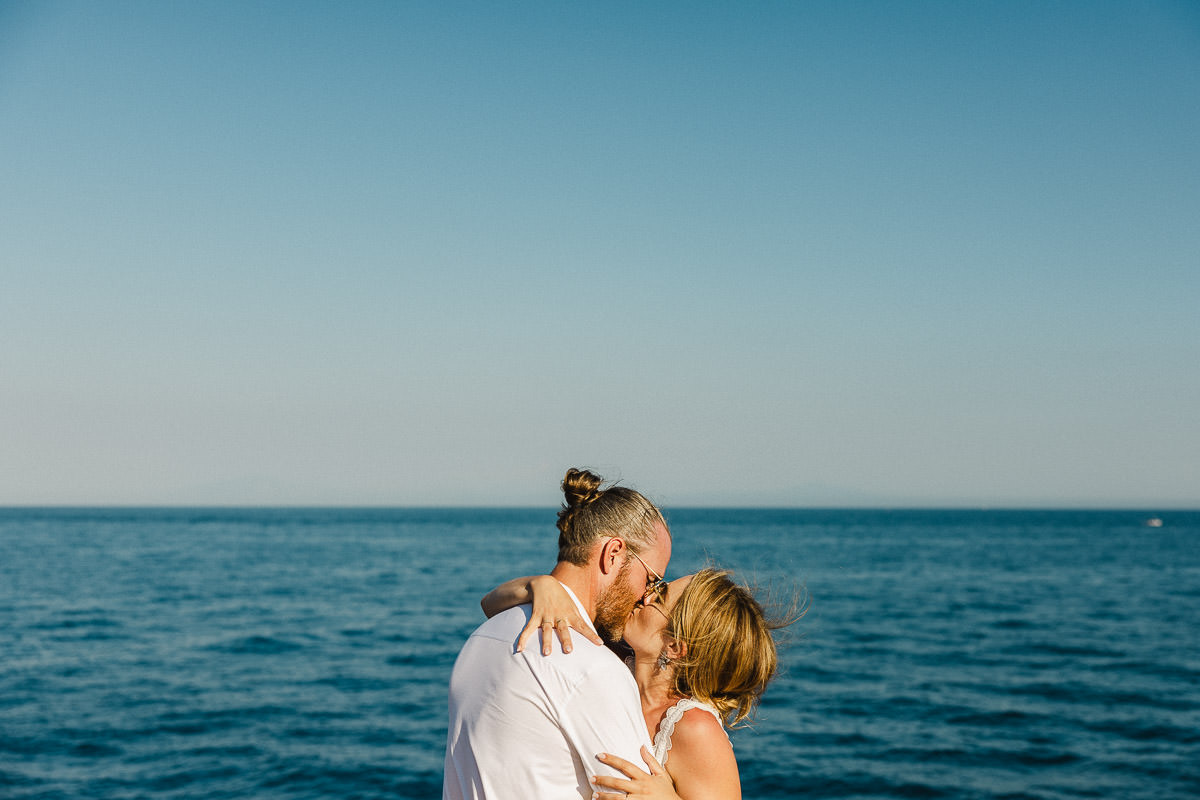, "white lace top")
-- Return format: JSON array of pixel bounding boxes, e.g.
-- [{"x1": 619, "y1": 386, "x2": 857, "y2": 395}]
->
[{"x1": 651, "y1": 697, "x2": 727, "y2": 765}]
